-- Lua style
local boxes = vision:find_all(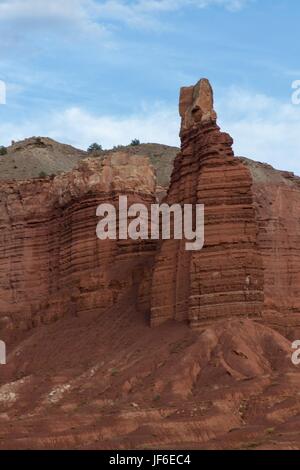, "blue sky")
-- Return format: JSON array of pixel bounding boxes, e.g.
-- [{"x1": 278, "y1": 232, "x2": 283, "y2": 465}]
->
[{"x1": 1, "y1": 0, "x2": 300, "y2": 173}]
